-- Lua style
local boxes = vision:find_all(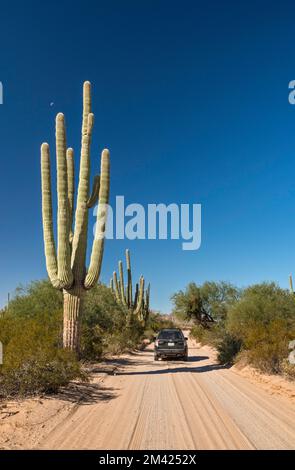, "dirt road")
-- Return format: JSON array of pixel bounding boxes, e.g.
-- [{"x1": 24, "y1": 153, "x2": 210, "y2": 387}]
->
[{"x1": 38, "y1": 338, "x2": 295, "y2": 450}]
